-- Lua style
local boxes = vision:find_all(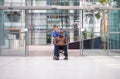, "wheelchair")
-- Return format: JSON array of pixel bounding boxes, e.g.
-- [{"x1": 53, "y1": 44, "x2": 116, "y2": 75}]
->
[
  {"x1": 59, "y1": 46, "x2": 65, "y2": 55},
  {"x1": 56, "y1": 45, "x2": 68, "y2": 57},
  {"x1": 53, "y1": 45, "x2": 68, "y2": 60}
]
